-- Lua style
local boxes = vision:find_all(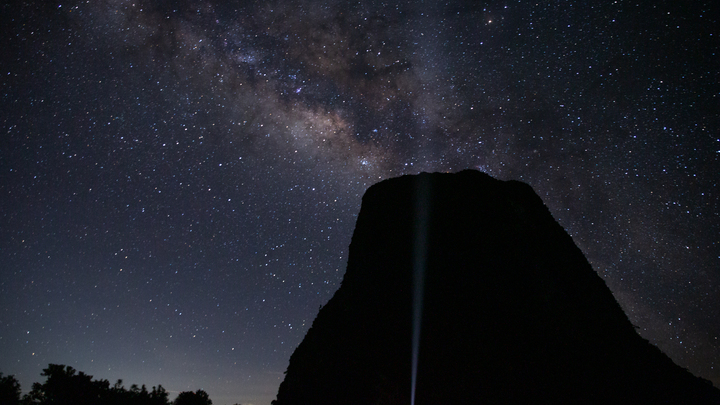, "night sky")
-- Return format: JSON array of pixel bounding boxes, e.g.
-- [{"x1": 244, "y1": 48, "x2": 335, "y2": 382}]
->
[{"x1": 1, "y1": 1, "x2": 718, "y2": 404}]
